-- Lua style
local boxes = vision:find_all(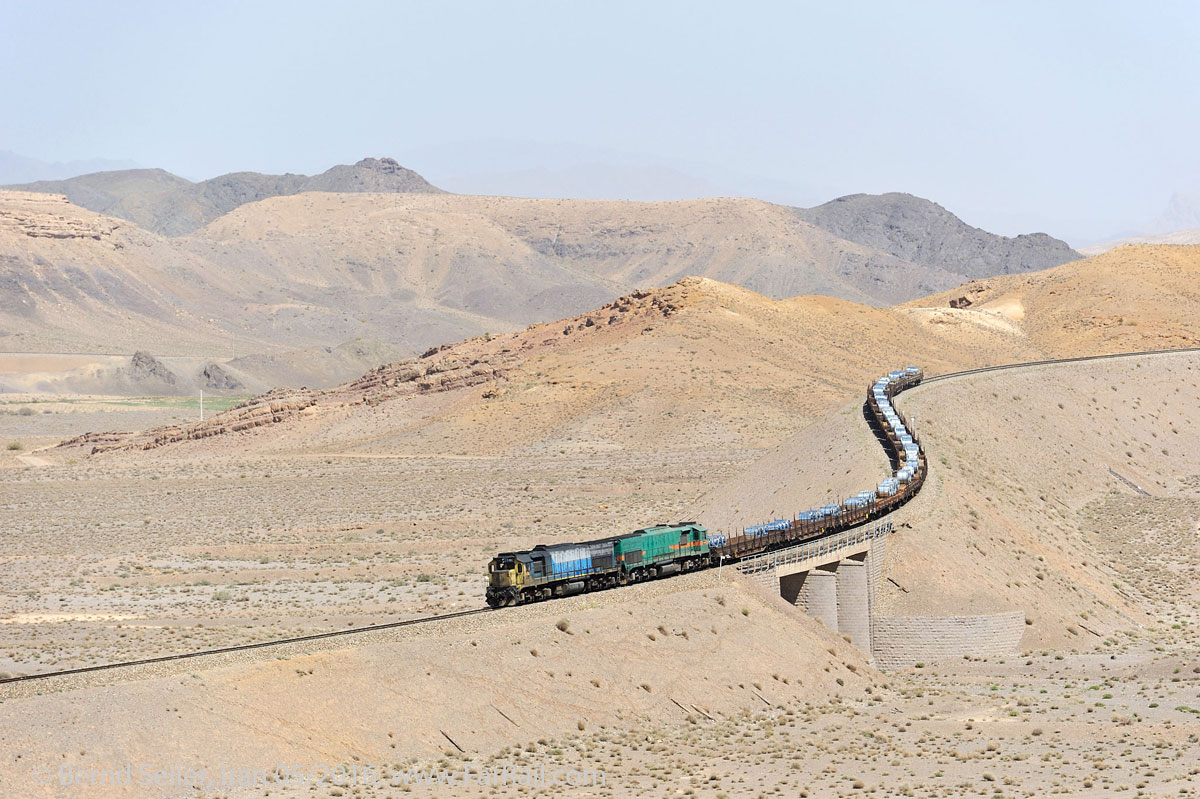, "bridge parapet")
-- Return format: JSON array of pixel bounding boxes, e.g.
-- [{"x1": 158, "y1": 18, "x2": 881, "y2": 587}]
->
[{"x1": 733, "y1": 520, "x2": 892, "y2": 583}]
